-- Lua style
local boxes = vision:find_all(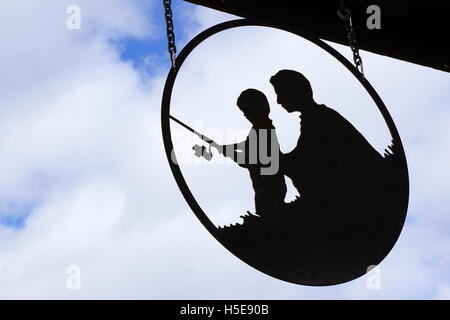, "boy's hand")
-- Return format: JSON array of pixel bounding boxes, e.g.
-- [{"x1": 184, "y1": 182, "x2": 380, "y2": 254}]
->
[{"x1": 212, "y1": 143, "x2": 224, "y2": 155}]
